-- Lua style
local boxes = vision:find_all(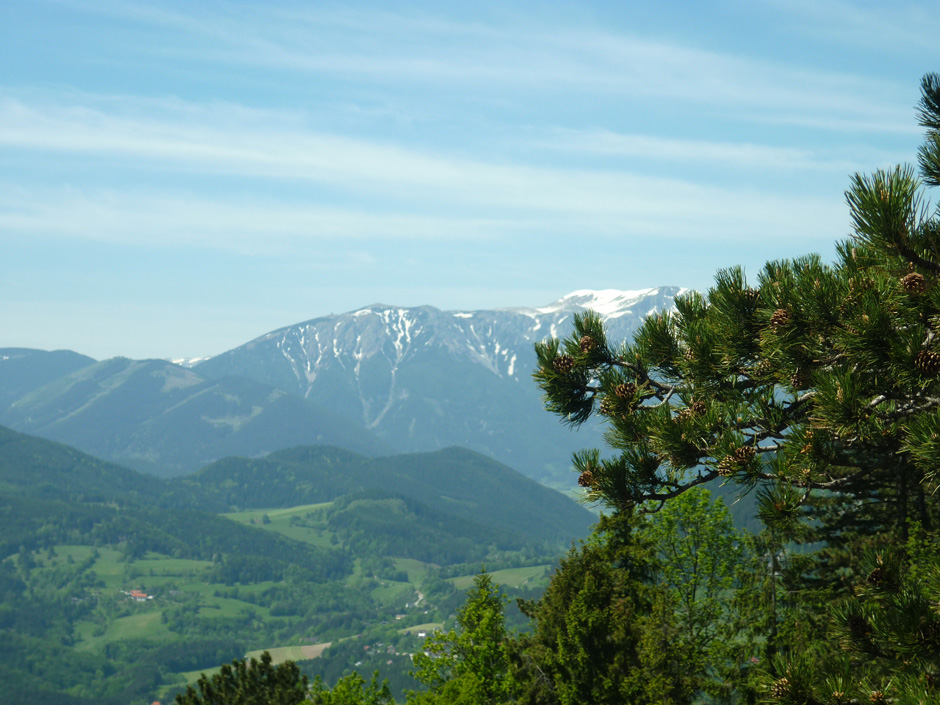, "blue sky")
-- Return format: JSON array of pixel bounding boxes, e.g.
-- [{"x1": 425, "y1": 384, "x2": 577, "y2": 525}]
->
[{"x1": 1, "y1": 1, "x2": 936, "y2": 360}]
